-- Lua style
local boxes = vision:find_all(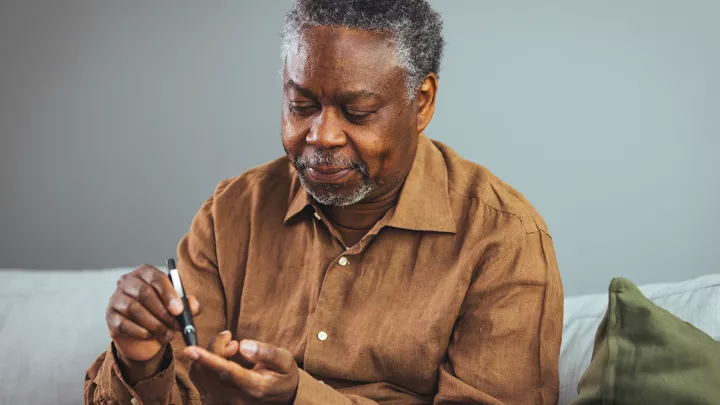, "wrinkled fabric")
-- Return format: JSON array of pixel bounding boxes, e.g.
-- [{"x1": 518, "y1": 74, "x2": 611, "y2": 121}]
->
[{"x1": 85, "y1": 134, "x2": 563, "y2": 405}]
